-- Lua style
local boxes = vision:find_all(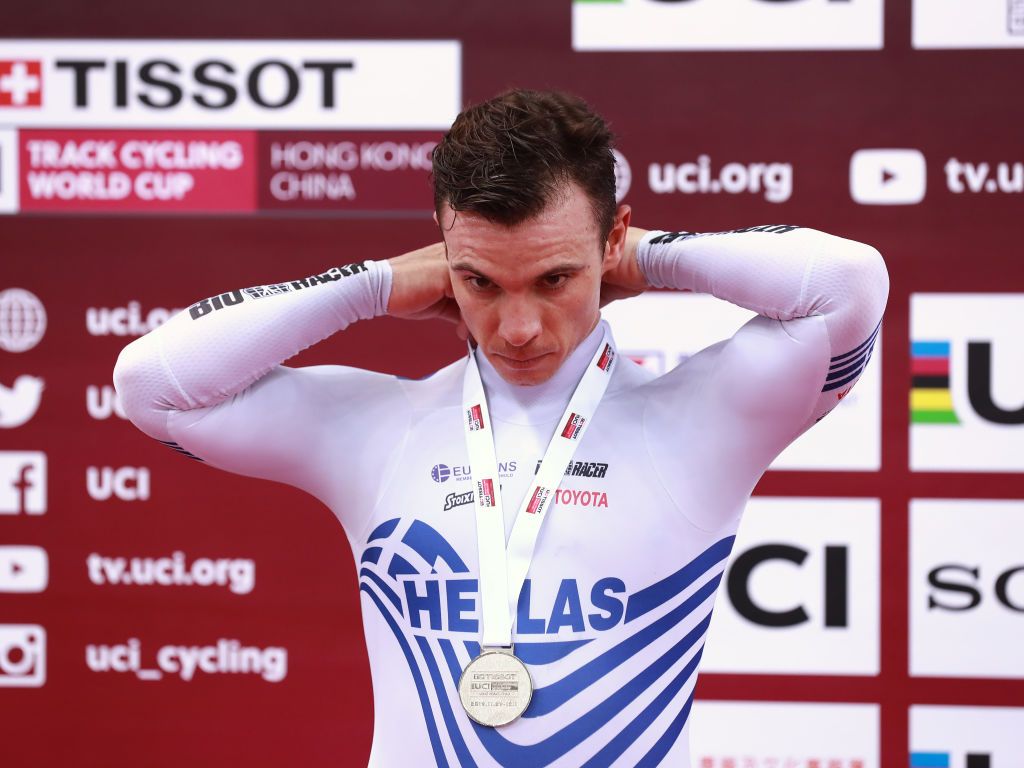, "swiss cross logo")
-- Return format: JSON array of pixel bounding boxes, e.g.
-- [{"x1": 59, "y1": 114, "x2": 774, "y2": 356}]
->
[{"x1": 0, "y1": 61, "x2": 42, "y2": 107}]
